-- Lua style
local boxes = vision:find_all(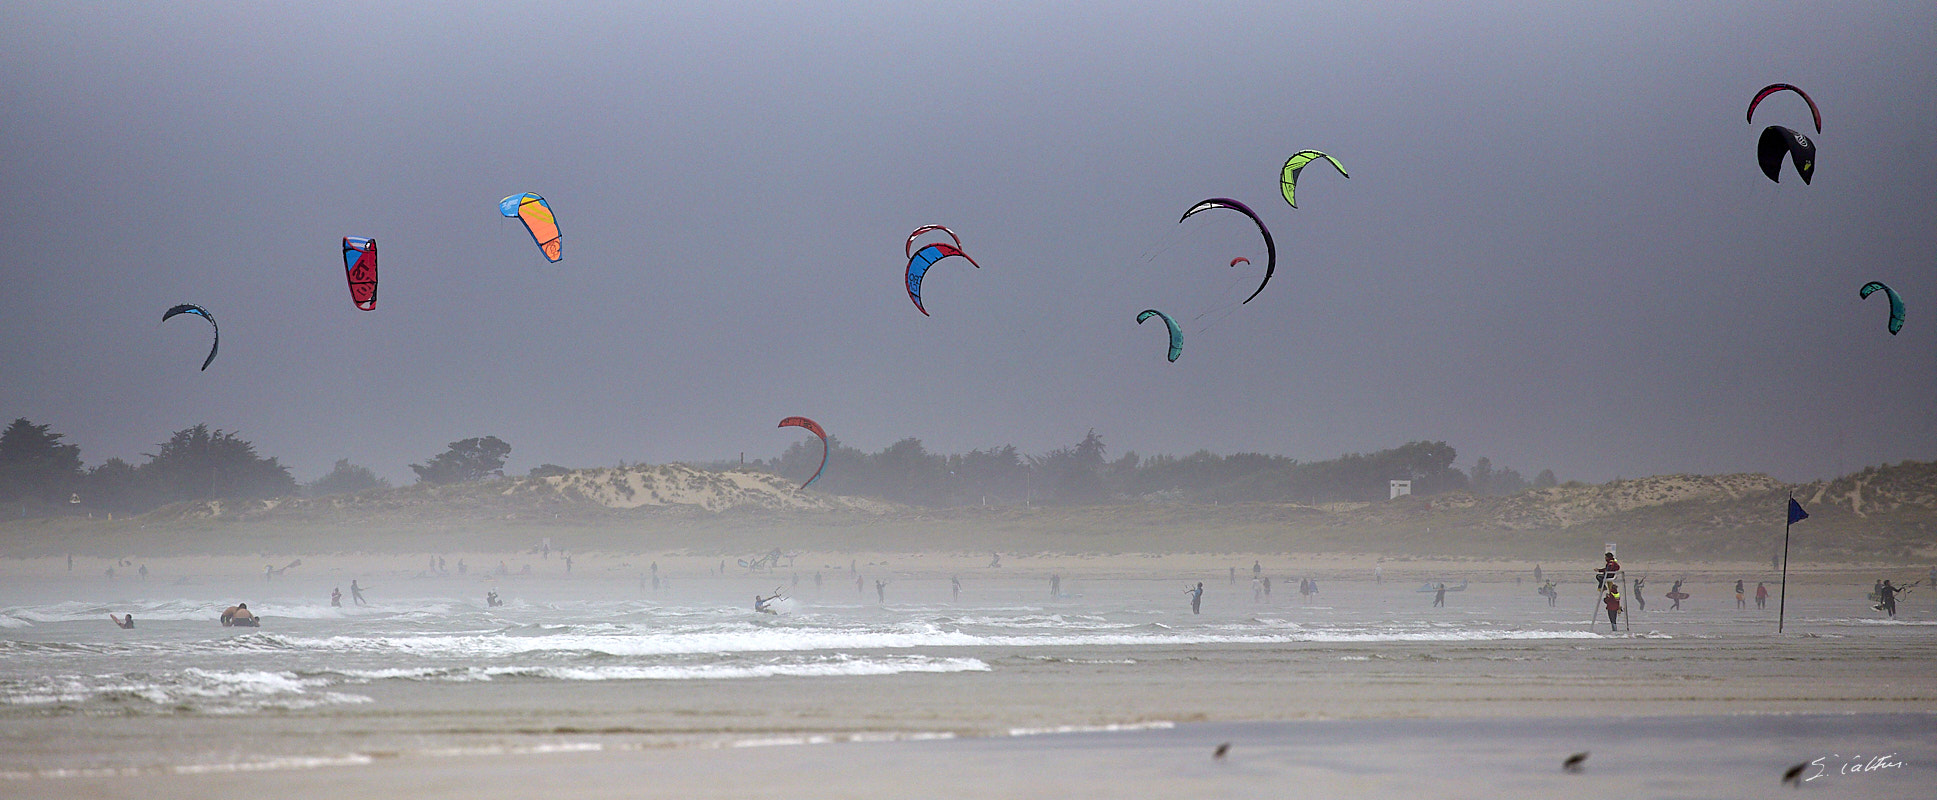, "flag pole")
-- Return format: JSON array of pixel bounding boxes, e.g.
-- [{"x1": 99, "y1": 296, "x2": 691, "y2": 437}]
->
[{"x1": 1779, "y1": 495, "x2": 1795, "y2": 633}]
